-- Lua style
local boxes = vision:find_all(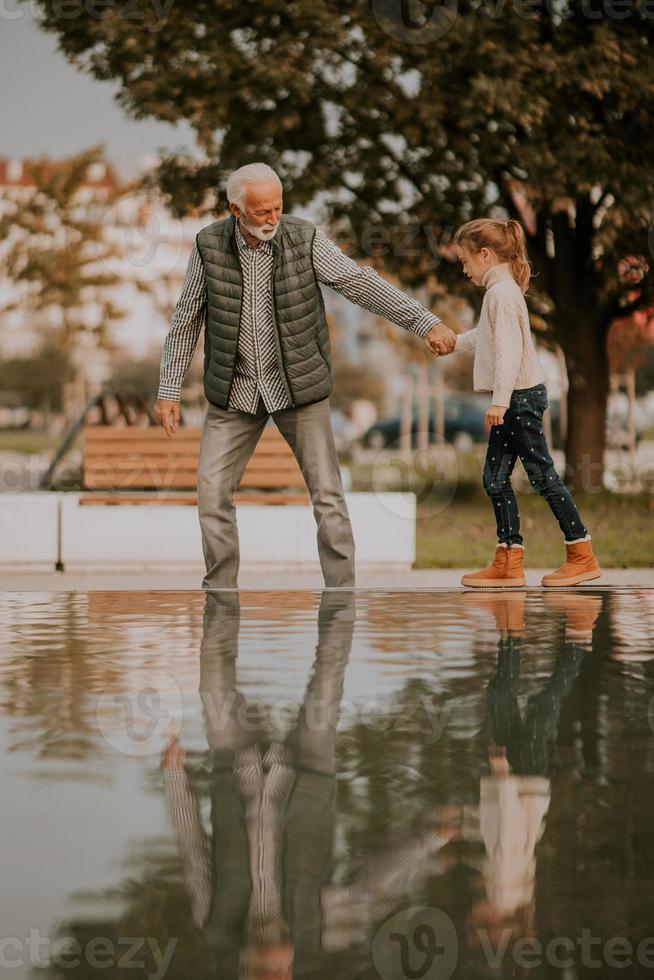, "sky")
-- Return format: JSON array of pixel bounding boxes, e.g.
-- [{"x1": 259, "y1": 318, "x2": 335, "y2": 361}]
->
[{"x1": 0, "y1": 8, "x2": 196, "y2": 173}]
